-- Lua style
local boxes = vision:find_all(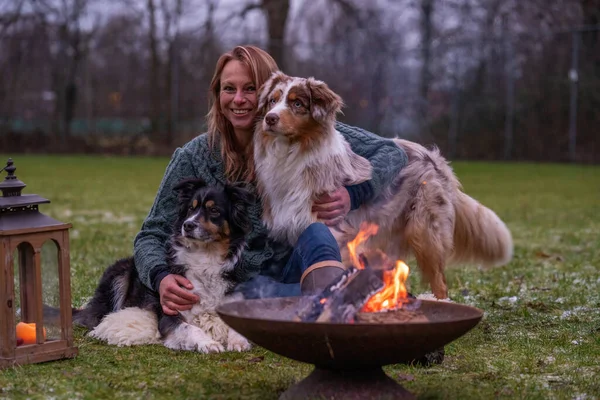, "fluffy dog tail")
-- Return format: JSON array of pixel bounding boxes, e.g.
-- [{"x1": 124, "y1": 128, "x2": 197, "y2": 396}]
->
[{"x1": 451, "y1": 191, "x2": 513, "y2": 267}]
